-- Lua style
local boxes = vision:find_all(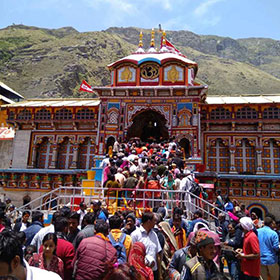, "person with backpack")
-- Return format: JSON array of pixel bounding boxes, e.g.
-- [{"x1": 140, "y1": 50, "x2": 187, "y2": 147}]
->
[
  {"x1": 72, "y1": 219, "x2": 117, "y2": 280},
  {"x1": 109, "y1": 213, "x2": 132, "y2": 263}
]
